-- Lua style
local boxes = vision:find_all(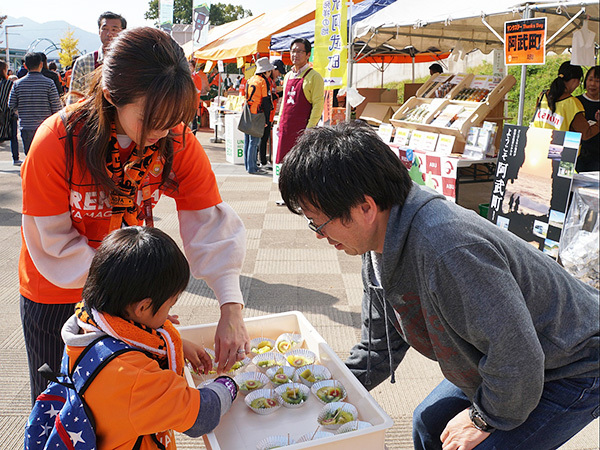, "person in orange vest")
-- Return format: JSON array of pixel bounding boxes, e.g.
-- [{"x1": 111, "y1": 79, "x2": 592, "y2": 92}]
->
[{"x1": 243, "y1": 57, "x2": 274, "y2": 174}]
